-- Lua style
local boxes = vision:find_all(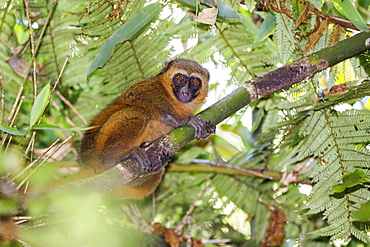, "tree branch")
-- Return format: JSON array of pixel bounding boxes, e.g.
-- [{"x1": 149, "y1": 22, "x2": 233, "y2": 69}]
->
[{"x1": 167, "y1": 160, "x2": 312, "y2": 185}]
